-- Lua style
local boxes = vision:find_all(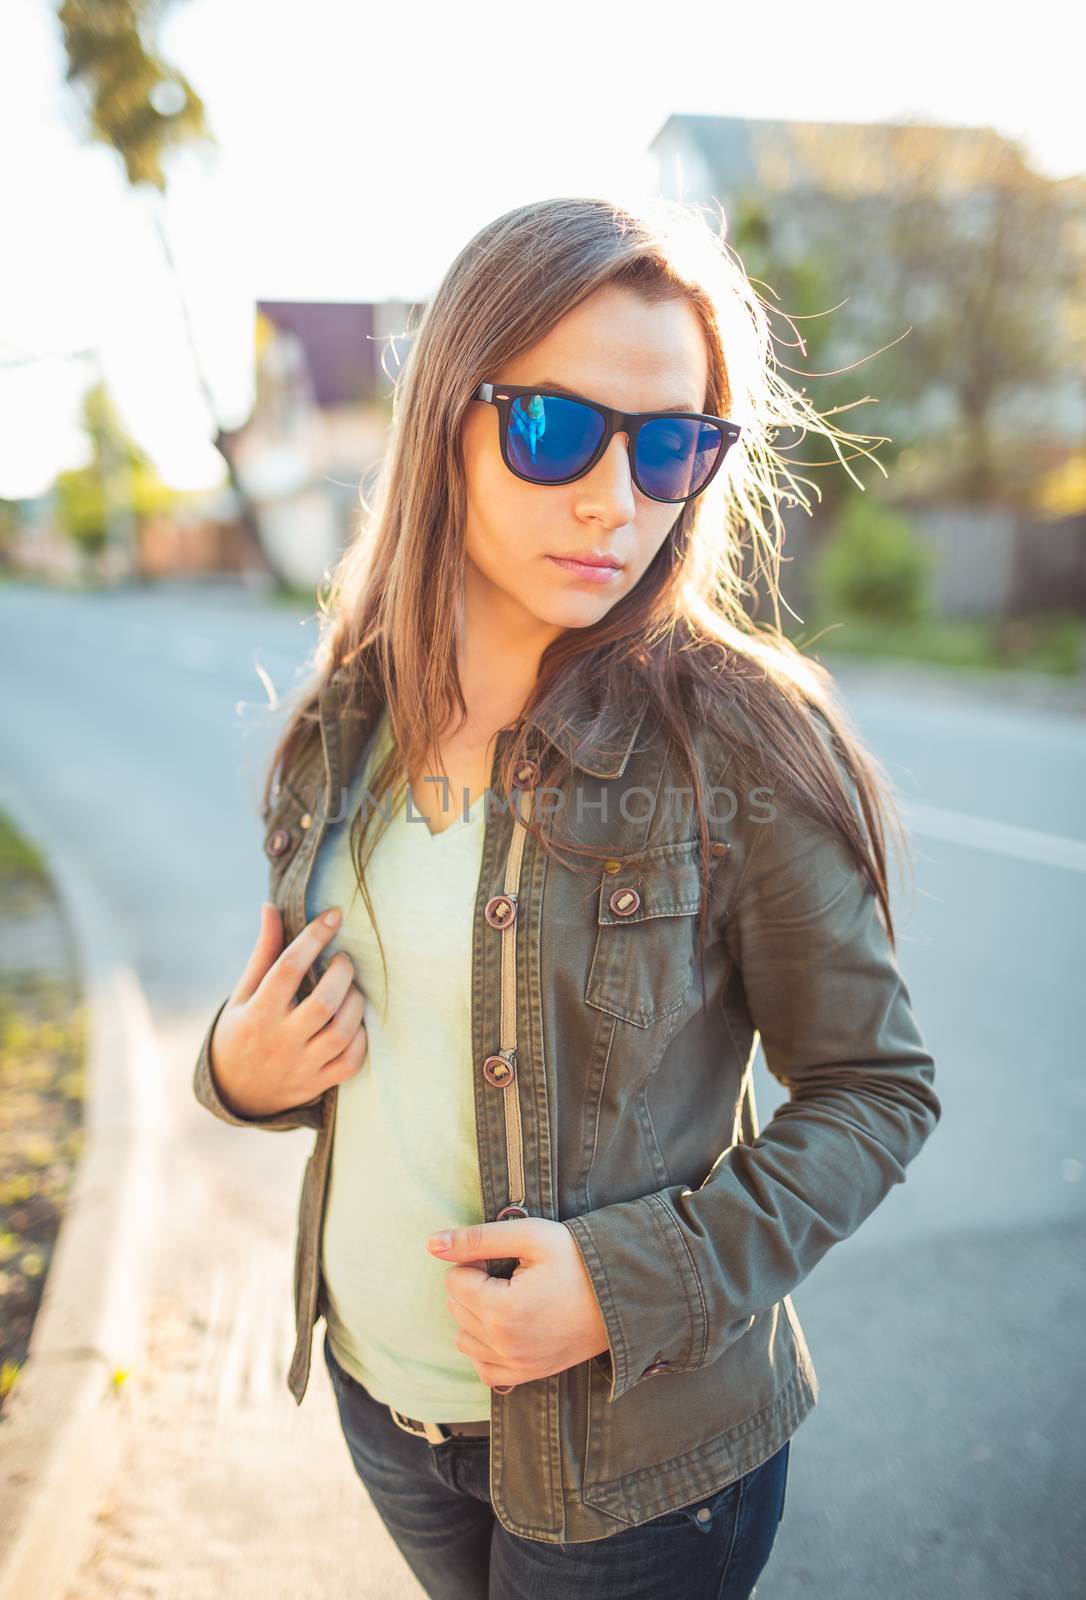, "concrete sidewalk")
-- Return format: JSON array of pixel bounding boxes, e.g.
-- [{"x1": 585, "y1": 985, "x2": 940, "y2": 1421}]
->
[
  {"x1": 61, "y1": 1008, "x2": 422, "y2": 1600},
  {"x1": 0, "y1": 773, "x2": 421, "y2": 1598}
]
